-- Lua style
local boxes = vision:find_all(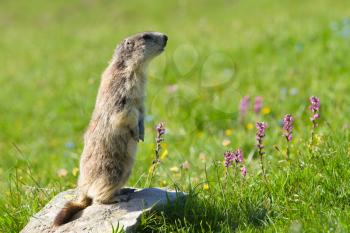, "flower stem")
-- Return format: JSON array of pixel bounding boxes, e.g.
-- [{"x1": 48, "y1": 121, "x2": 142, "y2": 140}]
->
[
  {"x1": 286, "y1": 141, "x2": 290, "y2": 161},
  {"x1": 259, "y1": 149, "x2": 267, "y2": 182}
]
